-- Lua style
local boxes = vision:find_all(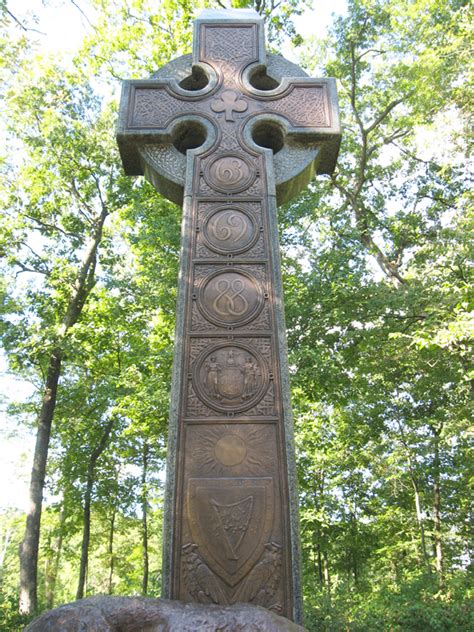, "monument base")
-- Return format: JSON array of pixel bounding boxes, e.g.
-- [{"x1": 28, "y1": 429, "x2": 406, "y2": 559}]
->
[{"x1": 25, "y1": 596, "x2": 307, "y2": 631}]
